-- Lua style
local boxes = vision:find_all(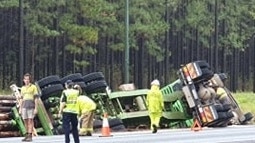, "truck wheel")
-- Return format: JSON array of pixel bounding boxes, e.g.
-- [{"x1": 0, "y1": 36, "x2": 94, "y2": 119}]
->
[
  {"x1": 241, "y1": 112, "x2": 253, "y2": 124},
  {"x1": 60, "y1": 73, "x2": 83, "y2": 84},
  {"x1": 93, "y1": 119, "x2": 102, "y2": 129},
  {"x1": 193, "y1": 68, "x2": 214, "y2": 83},
  {"x1": 84, "y1": 80, "x2": 107, "y2": 94},
  {"x1": 83, "y1": 72, "x2": 105, "y2": 84},
  {"x1": 217, "y1": 112, "x2": 233, "y2": 119},
  {"x1": 214, "y1": 104, "x2": 231, "y2": 112},
  {"x1": 111, "y1": 124, "x2": 126, "y2": 132},
  {"x1": 194, "y1": 61, "x2": 210, "y2": 69},
  {"x1": 222, "y1": 104, "x2": 232, "y2": 111},
  {"x1": 109, "y1": 118, "x2": 123, "y2": 127},
  {"x1": 41, "y1": 84, "x2": 64, "y2": 100},
  {"x1": 218, "y1": 73, "x2": 228, "y2": 81},
  {"x1": 36, "y1": 75, "x2": 61, "y2": 89}
]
